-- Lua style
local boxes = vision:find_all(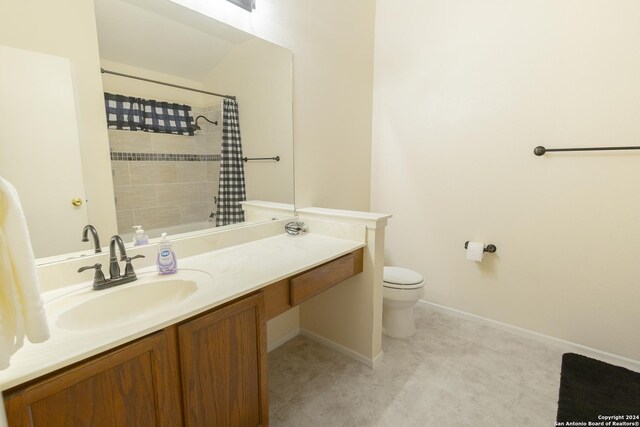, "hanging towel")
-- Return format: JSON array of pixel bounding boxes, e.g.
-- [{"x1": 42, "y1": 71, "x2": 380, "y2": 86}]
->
[
  {"x1": 0, "y1": 176, "x2": 49, "y2": 371},
  {"x1": 216, "y1": 98, "x2": 246, "y2": 226}
]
